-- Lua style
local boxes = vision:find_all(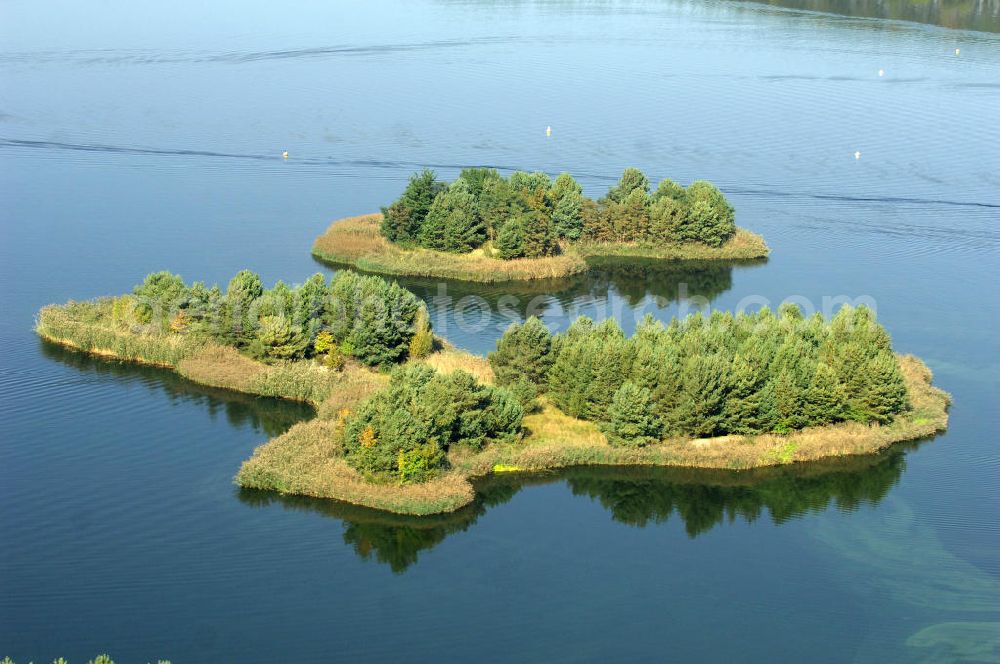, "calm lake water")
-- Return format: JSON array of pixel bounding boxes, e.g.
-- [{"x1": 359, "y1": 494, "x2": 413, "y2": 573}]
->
[{"x1": 2, "y1": 1, "x2": 999, "y2": 662}]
